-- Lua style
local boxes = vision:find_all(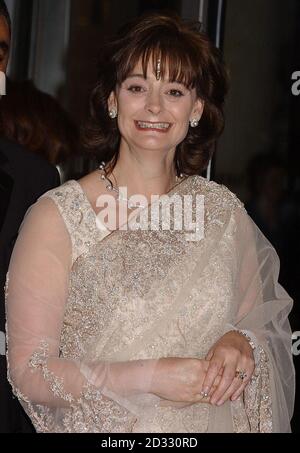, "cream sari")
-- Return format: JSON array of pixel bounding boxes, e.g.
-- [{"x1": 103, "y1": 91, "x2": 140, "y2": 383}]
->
[{"x1": 5, "y1": 175, "x2": 295, "y2": 432}]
